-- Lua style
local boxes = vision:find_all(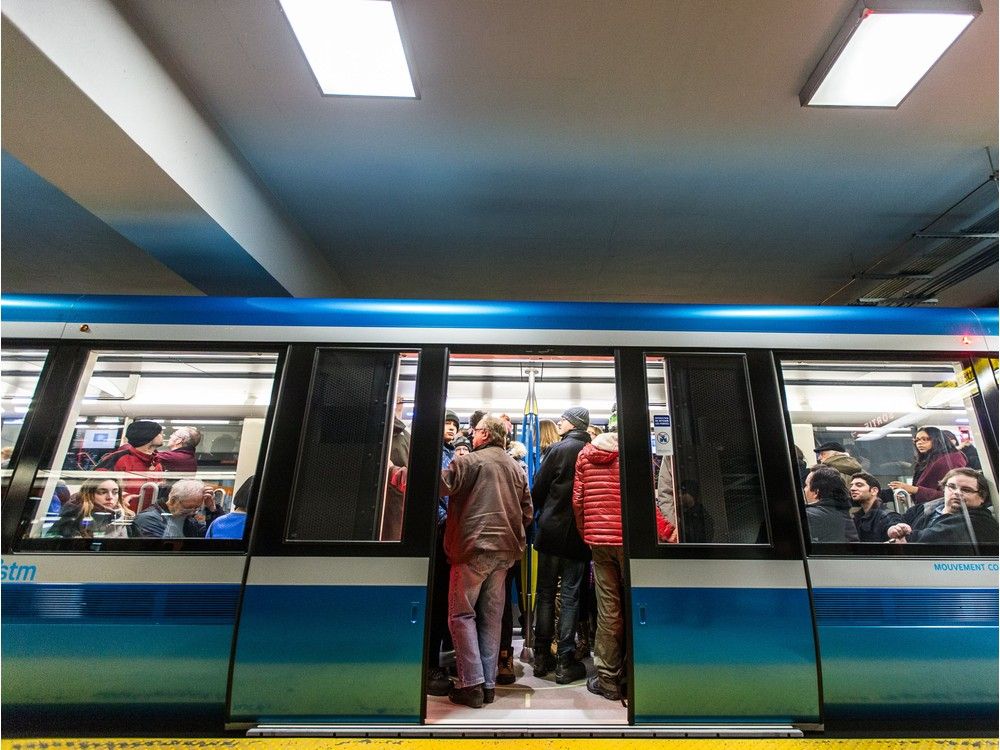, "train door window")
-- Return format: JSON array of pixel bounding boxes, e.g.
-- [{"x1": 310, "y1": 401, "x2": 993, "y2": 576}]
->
[
  {"x1": 284, "y1": 349, "x2": 417, "y2": 542},
  {"x1": 1, "y1": 349, "x2": 48, "y2": 492},
  {"x1": 780, "y1": 359, "x2": 998, "y2": 550},
  {"x1": 645, "y1": 355, "x2": 769, "y2": 545},
  {"x1": 15, "y1": 350, "x2": 279, "y2": 543}
]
